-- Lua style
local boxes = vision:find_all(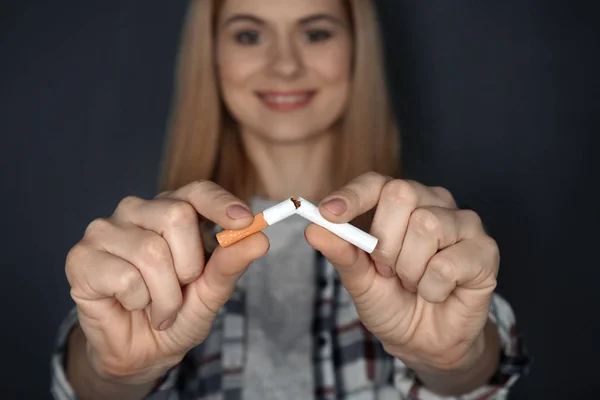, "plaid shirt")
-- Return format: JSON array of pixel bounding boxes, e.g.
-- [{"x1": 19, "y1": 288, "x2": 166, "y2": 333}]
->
[{"x1": 51, "y1": 252, "x2": 529, "y2": 400}]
